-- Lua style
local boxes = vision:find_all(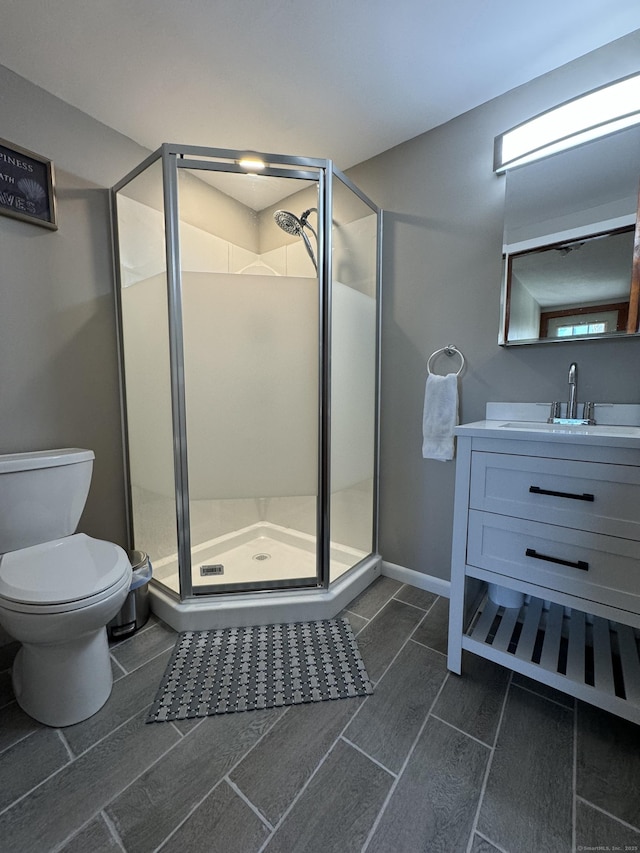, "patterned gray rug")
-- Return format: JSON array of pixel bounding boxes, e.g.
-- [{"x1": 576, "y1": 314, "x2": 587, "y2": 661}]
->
[{"x1": 147, "y1": 617, "x2": 374, "y2": 722}]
